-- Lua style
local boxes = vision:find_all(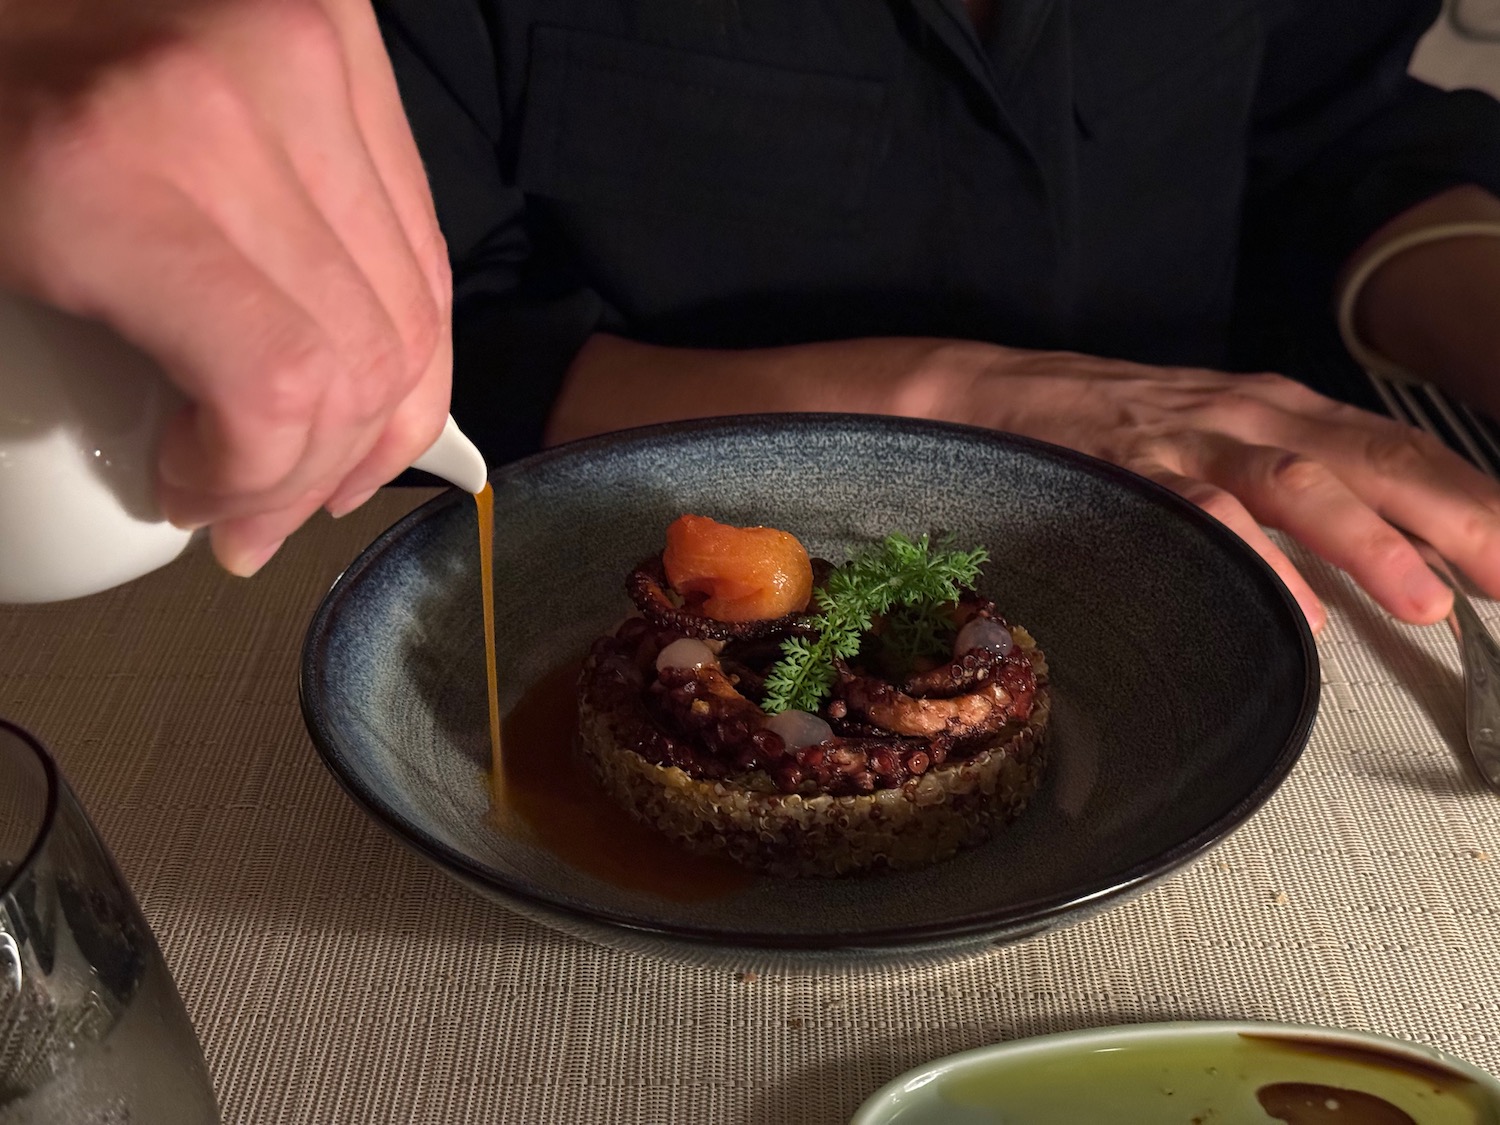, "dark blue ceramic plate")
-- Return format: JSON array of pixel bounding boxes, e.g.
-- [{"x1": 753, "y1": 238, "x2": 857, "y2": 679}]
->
[{"x1": 300, "y1": 415, "x2": 1318, "y2": 968}]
